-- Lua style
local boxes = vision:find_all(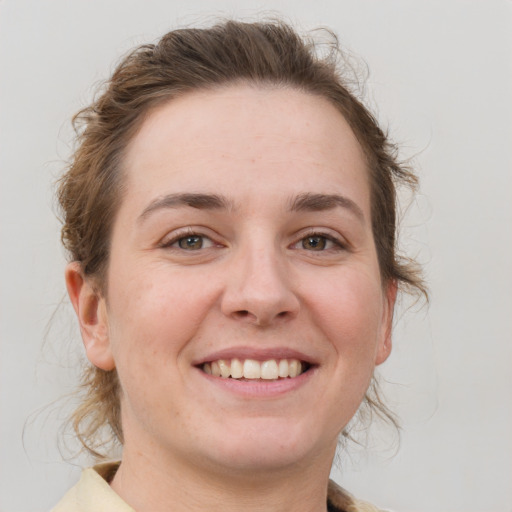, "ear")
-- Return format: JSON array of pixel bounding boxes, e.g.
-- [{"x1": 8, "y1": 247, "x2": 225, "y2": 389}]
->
[
  {"x1": 65, "y1": 262, "x2": 115, "y2": 371},
  {"x1": 375, "y1": 279, "x2": 398, "y2": 366}
]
